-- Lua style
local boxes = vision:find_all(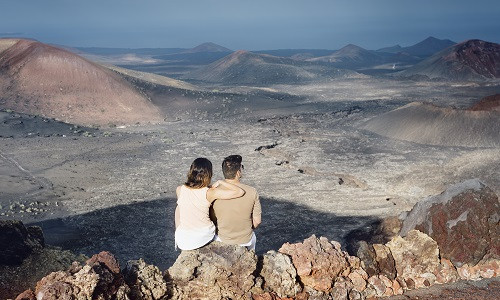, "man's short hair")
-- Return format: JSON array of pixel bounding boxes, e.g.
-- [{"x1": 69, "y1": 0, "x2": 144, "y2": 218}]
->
[{"x1": 222, "y1": 155, "x2": 242, "y2": 179}]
